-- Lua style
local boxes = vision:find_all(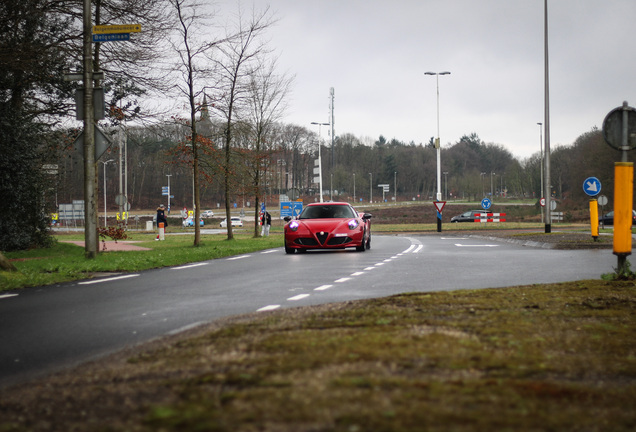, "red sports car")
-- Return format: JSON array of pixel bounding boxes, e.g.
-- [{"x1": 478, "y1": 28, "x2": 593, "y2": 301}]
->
[{"x1": 283, "y1": 202, "x2": 372, "y2": 254}]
